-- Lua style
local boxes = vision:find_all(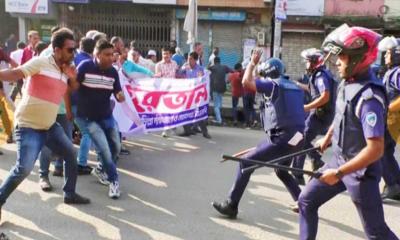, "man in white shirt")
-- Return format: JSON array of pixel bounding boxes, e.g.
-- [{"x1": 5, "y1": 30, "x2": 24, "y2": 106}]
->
[
  {"x1": 208, "y1": 47, "x2": 219, "y2": 67},
  {"x1": 10, "y1": 42, "x2": 25, "y2": 65}
]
